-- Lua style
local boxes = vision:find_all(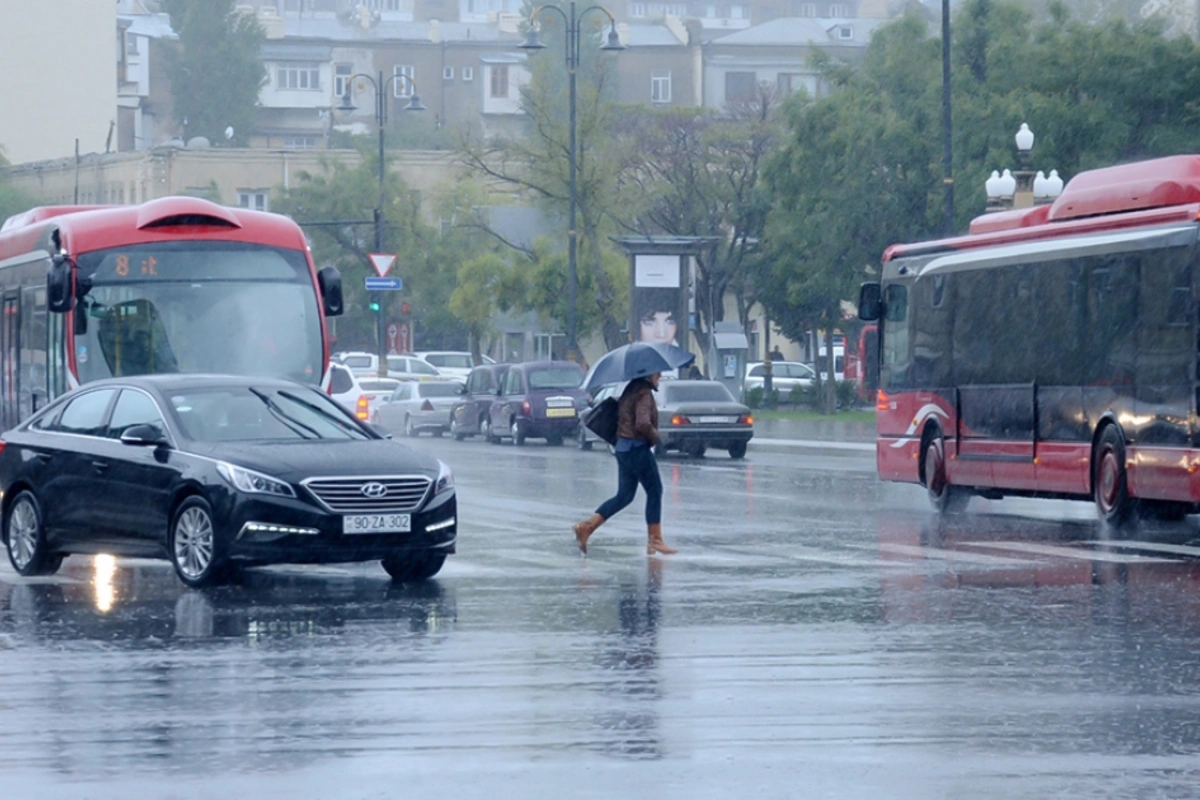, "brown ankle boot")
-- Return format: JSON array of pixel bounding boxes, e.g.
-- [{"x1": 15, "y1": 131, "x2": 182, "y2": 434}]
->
[
  {"x1": 646, "y1": 523, "x2": 677, "y2": 555},
  {"x1": 572, "y1": 513, "x2": 604, "y2": 555}
]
